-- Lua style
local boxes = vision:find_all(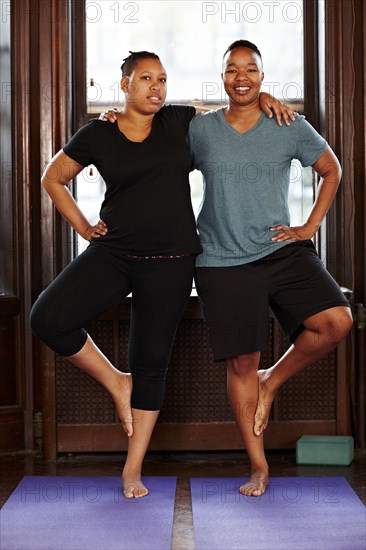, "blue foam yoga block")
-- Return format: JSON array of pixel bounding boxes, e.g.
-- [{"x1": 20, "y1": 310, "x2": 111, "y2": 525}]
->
[{"x1": 296, "y1": 435, "x2": 354, "y2": 465}]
